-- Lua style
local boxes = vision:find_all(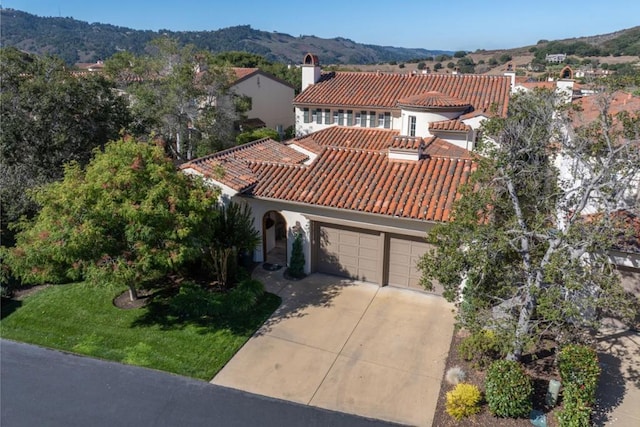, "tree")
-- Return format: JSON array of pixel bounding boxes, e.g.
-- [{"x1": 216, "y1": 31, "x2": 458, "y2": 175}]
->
[
  {"x1": 105, "y1": 38, "x2": 238, "y2": 161},
  {"x1": 287, "y1": 231, "x2": 306, "y2": 279},
  {"x1": 2, "y1": 139, "x2": 219, "y2": 301},
  {"x1": 454, "y1": 51, "x2": 467, "y2": 58},
  {"x1": 0, "y1": 47, "x2": 131, "y2": 238},
  {"x1": 419, "y1": 89, "x2": 639, "y2": 360},
  {"x1": 236, "y1": 127, "x2": 280, "y2": 145},
  {"x1": 204, "y1": 202, "x2": 260, "y2": 288}
]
